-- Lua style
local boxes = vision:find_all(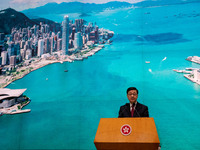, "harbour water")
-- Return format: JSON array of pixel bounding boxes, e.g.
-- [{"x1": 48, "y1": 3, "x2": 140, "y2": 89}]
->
[{"x1": 1, "y1": 2, "x2": 200, "y2": 150}]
